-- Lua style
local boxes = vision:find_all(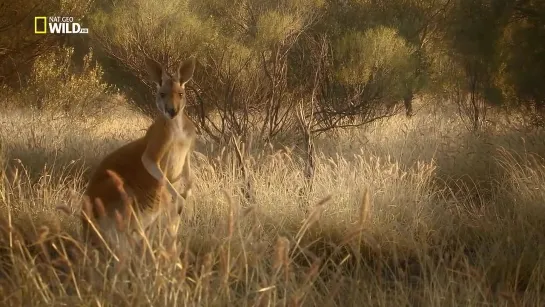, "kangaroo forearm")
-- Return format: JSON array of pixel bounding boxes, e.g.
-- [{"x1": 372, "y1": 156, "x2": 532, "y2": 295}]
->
[{"x1": 141, "y1": 155, "x2": 181, "y2": 199}]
